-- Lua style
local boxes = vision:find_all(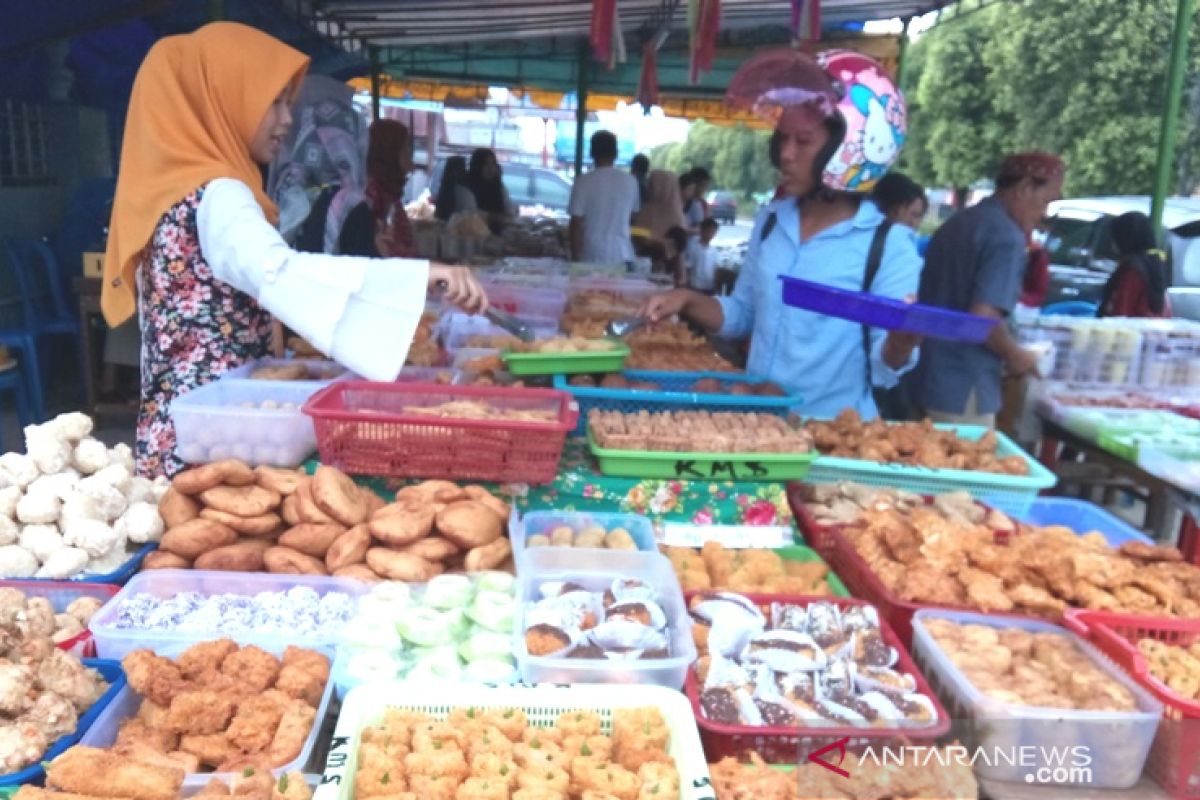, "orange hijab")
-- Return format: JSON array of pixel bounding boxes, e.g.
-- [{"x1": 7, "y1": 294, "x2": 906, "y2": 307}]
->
[{"x1": 102, "y1": 22, "x2": 310, "y2": 326}]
